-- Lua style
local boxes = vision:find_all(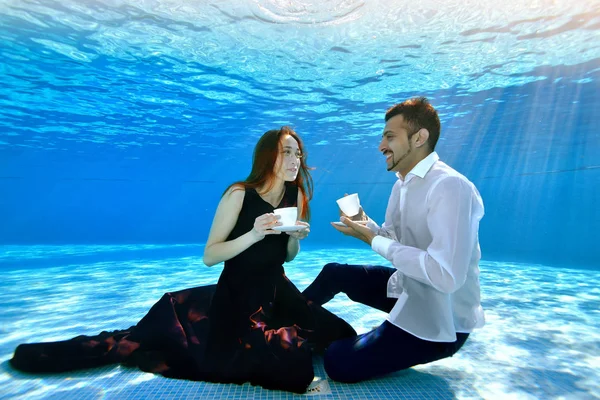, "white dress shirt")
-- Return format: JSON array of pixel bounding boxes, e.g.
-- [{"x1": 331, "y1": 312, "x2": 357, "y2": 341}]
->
[{"x1": 369, "y1": 152, "x2": 485, "y2": 342}]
